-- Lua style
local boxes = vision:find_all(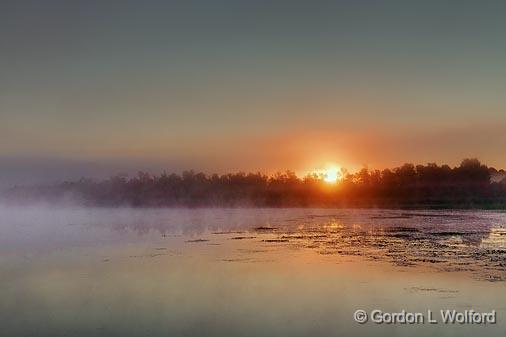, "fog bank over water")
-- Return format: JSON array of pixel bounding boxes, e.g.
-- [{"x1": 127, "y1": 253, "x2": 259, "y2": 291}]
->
[
  {"x1": 1, "y1": 206, "x2": 504, "y2": 280},
  {"x1": 0, "y1": 156, "x2": 182, "y2": 192}
]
